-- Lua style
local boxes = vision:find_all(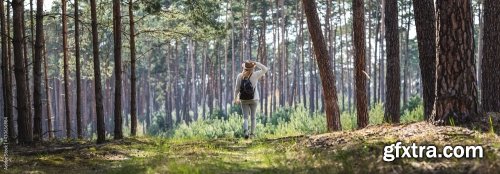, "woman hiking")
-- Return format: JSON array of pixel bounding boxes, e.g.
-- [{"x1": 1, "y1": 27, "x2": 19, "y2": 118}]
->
[{"x1": 234, "y1": 60, "x2": 269, "y2": 139}]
